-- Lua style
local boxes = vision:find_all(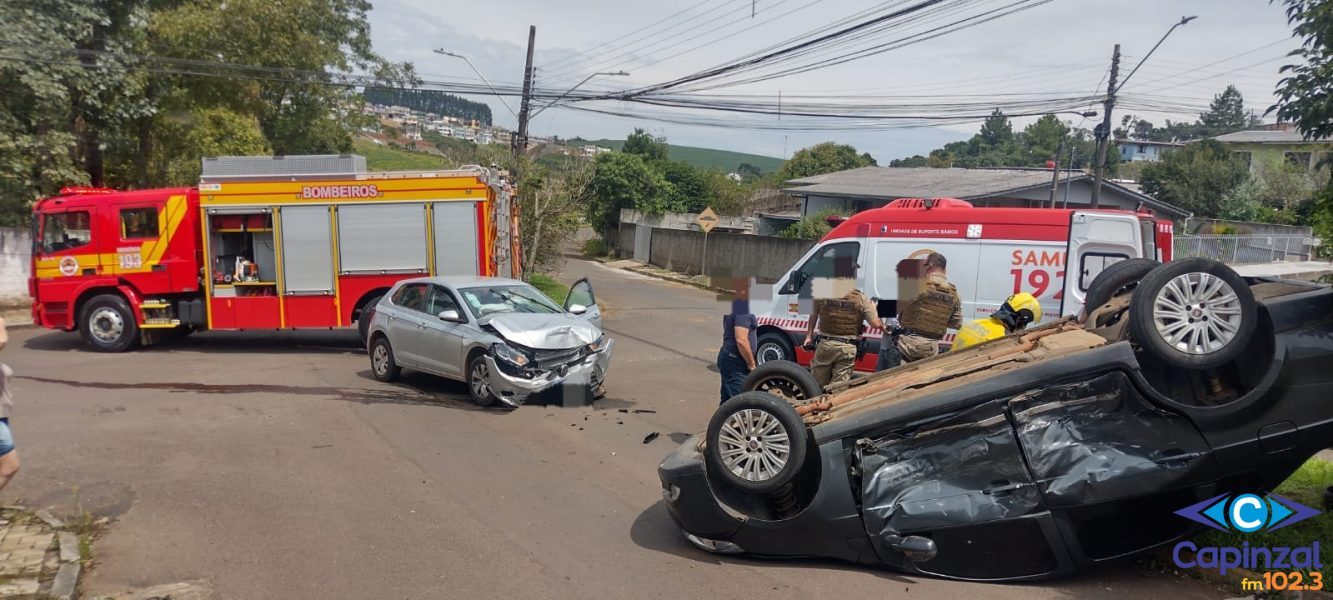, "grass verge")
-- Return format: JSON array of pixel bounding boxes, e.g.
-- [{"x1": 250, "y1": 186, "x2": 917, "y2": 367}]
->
[
  {"x1": 1194, "y1": 458, "x2": 1333, "y2": 583},
  {"x1": 528, "y1": 274, "x2": 569, "y2": 305}
]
